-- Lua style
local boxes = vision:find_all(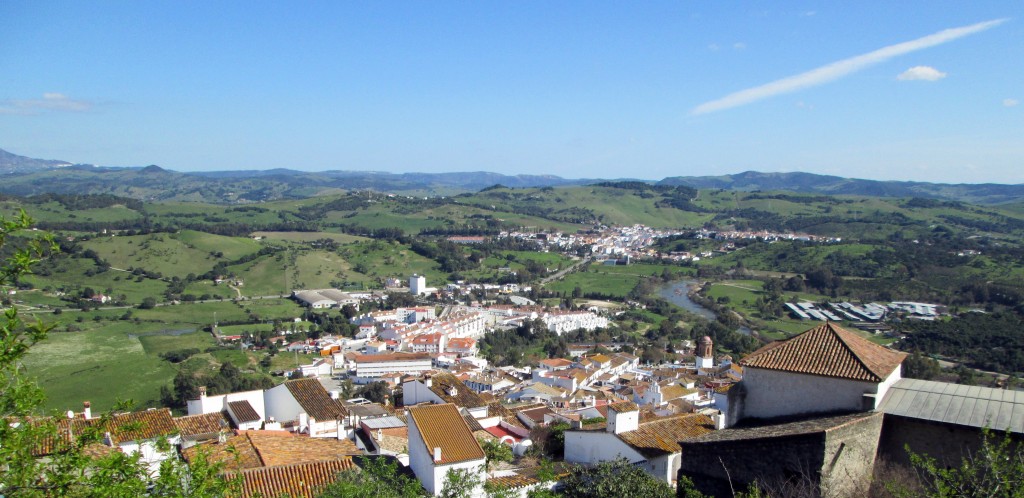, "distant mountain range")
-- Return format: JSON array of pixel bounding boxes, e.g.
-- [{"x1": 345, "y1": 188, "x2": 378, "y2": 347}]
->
[{"x1": 2, "y1": 147, "x2": 1022, "y2": 205}]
